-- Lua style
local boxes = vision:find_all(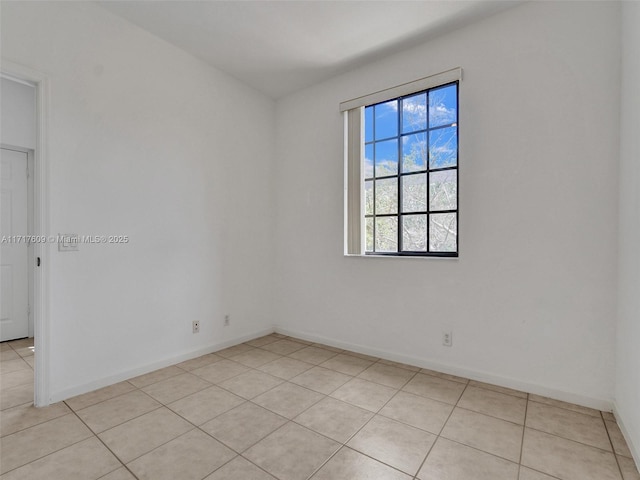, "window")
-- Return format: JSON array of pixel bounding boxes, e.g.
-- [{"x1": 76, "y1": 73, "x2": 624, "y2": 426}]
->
[{"x1": 342, "y1": 68, "x2": 461, "y2": 257}]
